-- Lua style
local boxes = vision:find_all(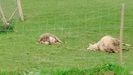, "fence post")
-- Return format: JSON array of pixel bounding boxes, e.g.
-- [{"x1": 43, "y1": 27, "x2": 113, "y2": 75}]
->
[
  {"x1": 0, "y1": 5, "x2": 9, "y2": 26},
  {"x1": 17, "y1": 0, "x2": 24, "y2": 21},
  {"x1": 119, "y1": 3, "x2": 125, "y2": 64}
]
